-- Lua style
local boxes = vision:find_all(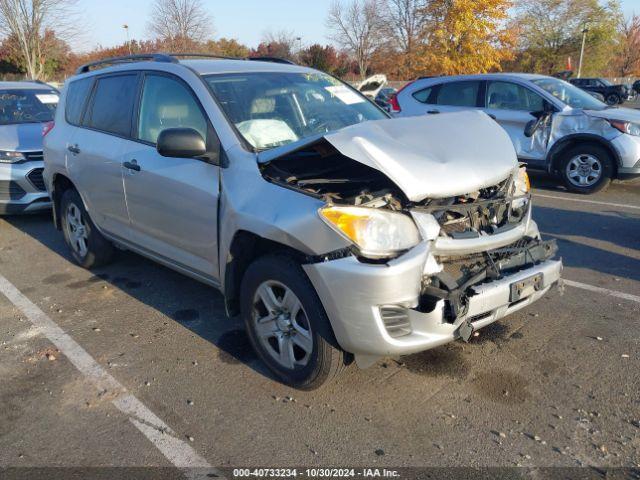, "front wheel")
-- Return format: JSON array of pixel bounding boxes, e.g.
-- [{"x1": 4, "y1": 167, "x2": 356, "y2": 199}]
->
[
  {"x1": 60, "y1": 189, "x2": 114, "y2": 268},
  {"x1": 559, "y1": 144, "x2": 613, "y2": 194},
  {"x1": 240, "y1": 254, "x2": 349, "y2": 389}
]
